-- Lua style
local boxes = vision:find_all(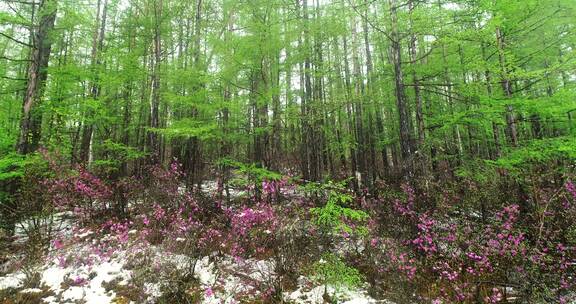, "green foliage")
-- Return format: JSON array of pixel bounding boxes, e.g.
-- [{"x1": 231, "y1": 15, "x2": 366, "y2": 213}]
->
[
  {"x1": 0, "y1": 152, "x2": 49, "y2": 233},
  {"x1": 0, "y1": 12, "x2": 31, "y2": 27},
  {"x1": 455, "y1": 159, "x2": 499, "y2": 184},
  {"x1": 299, "y1": 179, "x2": 350, "y2": 197},
  {"x1": 311, "y1": 253, "x2": 364, "y2": 290},
  {"x1": 216, "y1": 159, "x2": 282, "y2": 194},
  {"x1": 0, "y1": 130, "x2": 15, "y2": 157},
  {"x1": 0, "y1": 0, "x2": 574, "y2": 212},
  {"x1": 101, "y1": 140, "x2": 146, "y2": 160},
  {"x1": 153, "y1": 119, "x2": 219, "y2": 141},
  {"x1": 218, "y1": 158, "x2": 282, "y2": 182},
  {"x1": 0, "y1": 153, "x2": 26, "y2": 182},
  {"x1": 93, "y1": 140, "x2": 146, "y2": 172},
  {"x1": 492, "y1": 135, "x2": 576, "y2": 172},
  {"x1": 0, "y1": 152, "x2": 50, "y2": 183},
  {"x1": 310, "y1": 181, "x2": 369, "y2": 236}
]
